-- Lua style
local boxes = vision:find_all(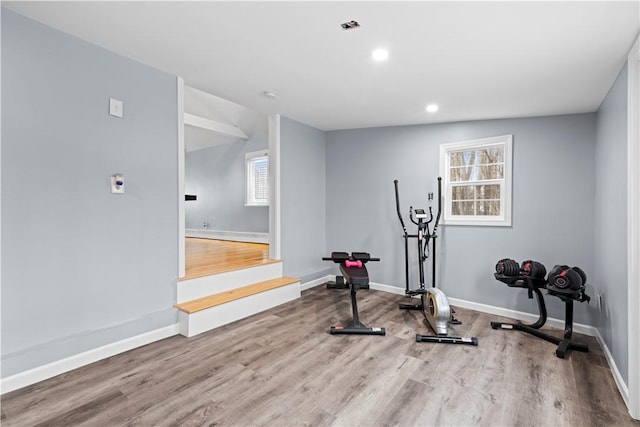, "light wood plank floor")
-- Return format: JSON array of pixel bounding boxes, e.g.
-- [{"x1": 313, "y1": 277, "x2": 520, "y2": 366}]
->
[
  {"x1": 183, "y1": 238, "x2": 272, "y2": 280},
  {"x1": 2, "y1": 287, "x2": 638, "y2": 426}
]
